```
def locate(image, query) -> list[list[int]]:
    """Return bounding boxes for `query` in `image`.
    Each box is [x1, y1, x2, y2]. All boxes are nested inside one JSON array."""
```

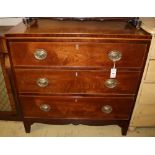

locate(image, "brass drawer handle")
[[105, 79, 118, 88], [34, 49, 47, 60], [40, 104, 51, 112], [108, 50, 122, 61], [101, 105, 113, 114], [37, 78, 49, 87]]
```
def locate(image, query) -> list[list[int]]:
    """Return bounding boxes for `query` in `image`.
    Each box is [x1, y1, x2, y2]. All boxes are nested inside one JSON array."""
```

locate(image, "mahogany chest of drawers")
[[5, 18, 151, 135]]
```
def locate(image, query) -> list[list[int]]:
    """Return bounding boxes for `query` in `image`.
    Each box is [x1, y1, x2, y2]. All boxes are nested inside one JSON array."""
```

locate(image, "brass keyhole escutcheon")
[[75, 72, 78, 77], [75, 44, 80, 50]]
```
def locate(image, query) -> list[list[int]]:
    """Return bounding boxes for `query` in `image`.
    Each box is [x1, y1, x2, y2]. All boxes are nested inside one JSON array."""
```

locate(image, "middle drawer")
[[14, 69, 141, 95]]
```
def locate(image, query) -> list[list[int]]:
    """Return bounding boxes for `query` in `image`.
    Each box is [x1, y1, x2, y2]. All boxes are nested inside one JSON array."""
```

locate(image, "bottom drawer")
[[20, 96, 134, 120]]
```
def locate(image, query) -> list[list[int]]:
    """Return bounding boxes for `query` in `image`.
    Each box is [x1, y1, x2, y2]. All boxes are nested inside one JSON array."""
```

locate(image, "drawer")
[[15, 69, 141, 95], [20, 95, 134, 120], [9, 42, 147, 68], [145, 60, 155, 82], [139, 83, 155, 105]]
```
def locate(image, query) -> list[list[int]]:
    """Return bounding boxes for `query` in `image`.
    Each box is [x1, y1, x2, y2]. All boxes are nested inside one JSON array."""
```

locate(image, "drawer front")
[[9, 42, 147, 68], [139, 83, 155, 105], [20, 96, 134, 120], [15, 69, 141, 95], [145, 60, 155, 82]]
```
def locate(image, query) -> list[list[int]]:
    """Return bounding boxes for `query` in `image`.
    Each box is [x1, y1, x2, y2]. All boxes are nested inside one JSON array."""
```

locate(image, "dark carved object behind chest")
[[5, 18, 151, 135]]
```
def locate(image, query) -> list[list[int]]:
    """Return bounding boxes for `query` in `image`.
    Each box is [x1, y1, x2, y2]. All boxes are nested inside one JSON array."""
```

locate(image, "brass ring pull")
[[105, 79, 118, 88], [40, 104, 51, 112], [101, 105, 113, 114], [37, 78, 49, 87], [108, 50, 122, 61], [34, 49, 47, 60]]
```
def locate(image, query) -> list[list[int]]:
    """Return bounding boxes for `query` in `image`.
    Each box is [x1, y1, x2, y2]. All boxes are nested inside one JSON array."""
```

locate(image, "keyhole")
[[75, 72, 78, 77], [75, 99, 78, 103], [75, 44, 79, 50]]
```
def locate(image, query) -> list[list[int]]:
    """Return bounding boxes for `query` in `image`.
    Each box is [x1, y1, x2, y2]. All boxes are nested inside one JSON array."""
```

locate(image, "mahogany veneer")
[[20, 96, 134, 120], [5, 18, 151, 135], [9, 42, 147, 68], [15, 69, 141, 95]]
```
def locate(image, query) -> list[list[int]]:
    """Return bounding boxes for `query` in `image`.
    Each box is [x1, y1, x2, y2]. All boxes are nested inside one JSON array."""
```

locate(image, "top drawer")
[[9, 42, 147, 68]]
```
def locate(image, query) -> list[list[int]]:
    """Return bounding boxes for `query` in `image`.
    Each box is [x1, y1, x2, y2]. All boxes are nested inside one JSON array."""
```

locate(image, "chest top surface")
[[5, 18, 151, 39]]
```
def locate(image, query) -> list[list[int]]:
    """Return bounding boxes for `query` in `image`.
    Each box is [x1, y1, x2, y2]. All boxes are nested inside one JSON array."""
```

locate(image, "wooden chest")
[[5, 18, 151, 135]]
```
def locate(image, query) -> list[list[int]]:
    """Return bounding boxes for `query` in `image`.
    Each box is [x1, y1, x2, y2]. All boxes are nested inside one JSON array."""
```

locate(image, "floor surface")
[[0, 120, 155, 137]]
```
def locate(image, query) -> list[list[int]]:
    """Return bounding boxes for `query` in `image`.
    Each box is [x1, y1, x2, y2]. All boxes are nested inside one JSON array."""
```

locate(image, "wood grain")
[[14, 69, 141, 95], [6, 18, 151, 39], [9, 42, 148, 68], [20, 95, 134, 120]]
